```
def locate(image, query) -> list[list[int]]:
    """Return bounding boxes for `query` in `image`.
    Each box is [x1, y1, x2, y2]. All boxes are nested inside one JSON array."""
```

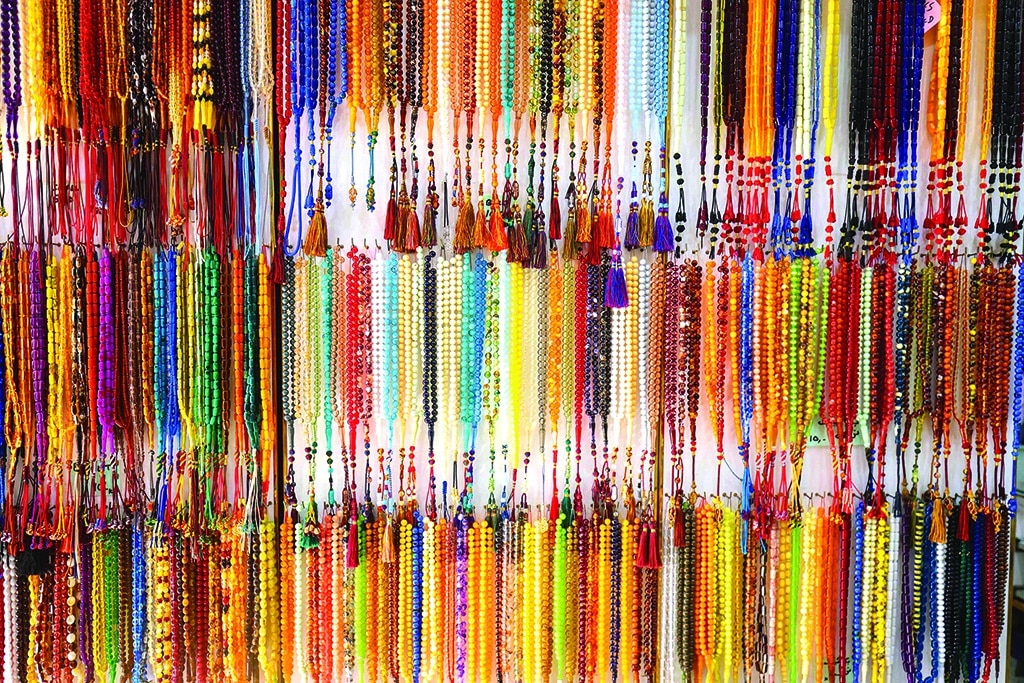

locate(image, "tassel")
[[531, 224, 548, 269], [929, 497, 948, 544], [510, 202, 532, 263], [583, 240, 602, 265], [696, 186, 709, 239], [381, 518, 396, 563], [673, 507, 684, 548], [575, 193, 592, 245], [404, 207, 421, 251], [605, 257, 628, 308], [483, 203, 508, 251], [270, 221, 285, 283], [638, 198, 655, 247], [958, 498, 971, 542], [394, 202, 410, 251], [563, 185, 579, 258], [452, 200, 475, 253], [653, 208, 673, 253], [421, 203, 437, 247], [347, 520, 360, 567], [472, 199, 488, 248], [299, 501, 321, 549], [302, 203, 328, 258], [624, 206, 640, 250], [646, 525, 661, 568], [595, 206, 615, 249], [524, 200, 538, 259], [549, 195, 562, 240], [973, 197, 989, 246], [384, 195, 398, 242], [796, 212, 814, 256]]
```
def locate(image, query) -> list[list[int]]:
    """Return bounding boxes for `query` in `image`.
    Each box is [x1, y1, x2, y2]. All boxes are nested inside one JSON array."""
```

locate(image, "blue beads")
[[130, 523, 148, 683], [852, 499, 865, 683], [411, 512, 424, 683]]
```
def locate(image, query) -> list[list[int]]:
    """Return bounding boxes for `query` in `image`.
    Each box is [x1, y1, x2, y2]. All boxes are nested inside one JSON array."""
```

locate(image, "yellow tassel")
[[928, 496, 948, 544], [638, 198, 655, 247]]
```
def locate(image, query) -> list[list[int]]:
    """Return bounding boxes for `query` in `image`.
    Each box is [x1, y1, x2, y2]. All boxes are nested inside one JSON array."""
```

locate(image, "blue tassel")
[[796, 211, 814, 257], [624, 209, 641, 250], [740, 463, 752, 555], [653, 212, 673, 252], [770, 205, 785, 256], [605, 262, 628, 308]]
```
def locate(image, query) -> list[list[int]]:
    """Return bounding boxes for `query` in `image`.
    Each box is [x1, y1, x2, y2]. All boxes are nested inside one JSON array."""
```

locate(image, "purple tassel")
[[624, 209, 641, 250], [653, 211, 674, 252], [605, 259, 628, 308]]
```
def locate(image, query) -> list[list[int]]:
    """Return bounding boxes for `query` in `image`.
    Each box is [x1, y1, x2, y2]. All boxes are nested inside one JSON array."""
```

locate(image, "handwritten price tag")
[[924, 0, 941, 32]]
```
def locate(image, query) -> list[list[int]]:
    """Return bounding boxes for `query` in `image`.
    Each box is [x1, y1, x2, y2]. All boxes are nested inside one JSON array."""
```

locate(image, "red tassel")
[[646, 525, 661, 568], [383, 196, 398, 241], [548, 196, 562, 240], [270, 218, 285, 284], [673, 509, 684, 547], [595, 207, 615, 249], [635, 527, 650, 567], [346, 520, 360, 567], [958, 498, 971, 542]]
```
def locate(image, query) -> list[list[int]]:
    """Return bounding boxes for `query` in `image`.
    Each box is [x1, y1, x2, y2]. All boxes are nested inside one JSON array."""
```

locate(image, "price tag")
[[924, 0, 941, 32], [805, 418, 864, 448]]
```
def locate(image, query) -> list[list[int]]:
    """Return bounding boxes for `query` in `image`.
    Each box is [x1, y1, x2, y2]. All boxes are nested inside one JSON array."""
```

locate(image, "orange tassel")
[[381, 518, 396, 563], [453, 200, 475, 254], [472, 199, 488, 248], [404, 207, 421, 252], [594, 206, 614, 249], [575, 197, 592, 245], [929, 497, 948, 544], [483, 204, 508, 251], [303, 203, 328, 258]]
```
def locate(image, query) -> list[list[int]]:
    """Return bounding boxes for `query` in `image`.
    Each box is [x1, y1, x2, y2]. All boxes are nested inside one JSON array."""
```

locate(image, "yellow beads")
[[398, 519, 413, 683]]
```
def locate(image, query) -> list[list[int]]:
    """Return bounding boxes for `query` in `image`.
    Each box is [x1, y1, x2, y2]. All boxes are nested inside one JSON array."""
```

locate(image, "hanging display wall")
[[0, 0, 1021, 679]]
